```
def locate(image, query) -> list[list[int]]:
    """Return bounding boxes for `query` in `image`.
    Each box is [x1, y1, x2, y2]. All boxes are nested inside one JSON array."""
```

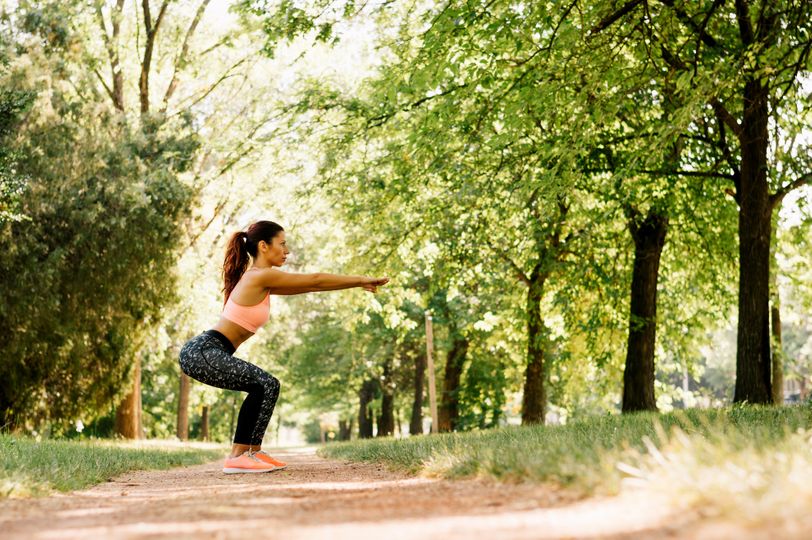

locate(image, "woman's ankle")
[[230, 443, 253, 458]]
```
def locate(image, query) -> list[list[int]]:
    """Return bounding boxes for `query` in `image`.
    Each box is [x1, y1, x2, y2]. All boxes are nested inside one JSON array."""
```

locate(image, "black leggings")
[[178, 330, 280, 446]]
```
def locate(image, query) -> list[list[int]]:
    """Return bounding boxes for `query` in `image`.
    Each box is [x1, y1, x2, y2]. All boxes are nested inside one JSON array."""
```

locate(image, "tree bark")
[[377, 359, 395, 437], [378, 395, 394, 436], [521, 268, 547, 424], [338, 418, 353, 440], [177, 372, 190, 440], [200, 405, 210, 441], [358, 379, 376, 439], [771, 301, 784, 404], [733, 76, 773, 404], [622, 209, 668, 412], [162, 0, 211, 111], [410, 348, 426, 435], [139, 0, 171, 115], [114, 356, 142, 439], [438, 332, 468, 432], [770, 208, 784, 405]]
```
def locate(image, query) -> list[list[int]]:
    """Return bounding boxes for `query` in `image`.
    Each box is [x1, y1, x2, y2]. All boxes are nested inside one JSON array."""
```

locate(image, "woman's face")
[[259, 231, 289, 267]]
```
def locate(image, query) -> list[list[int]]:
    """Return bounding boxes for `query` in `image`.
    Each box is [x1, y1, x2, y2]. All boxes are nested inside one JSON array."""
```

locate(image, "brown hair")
[[222, 220, 284, 304]]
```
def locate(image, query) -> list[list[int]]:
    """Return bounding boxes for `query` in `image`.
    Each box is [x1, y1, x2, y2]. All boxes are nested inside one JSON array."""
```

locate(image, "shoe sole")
[[222, 467, 278, 474]]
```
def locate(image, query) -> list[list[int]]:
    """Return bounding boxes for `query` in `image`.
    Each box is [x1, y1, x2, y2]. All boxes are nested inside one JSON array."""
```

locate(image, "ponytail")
[[223, 231, 250, 304], [222, 220, 285, 304]]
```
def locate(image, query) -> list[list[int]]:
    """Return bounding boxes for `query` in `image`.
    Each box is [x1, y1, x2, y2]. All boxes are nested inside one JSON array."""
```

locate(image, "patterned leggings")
[[179, 330, 280, 446]]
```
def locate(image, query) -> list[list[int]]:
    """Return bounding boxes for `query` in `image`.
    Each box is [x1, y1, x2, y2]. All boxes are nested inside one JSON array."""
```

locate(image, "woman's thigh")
[[180, 335, 267, 392]]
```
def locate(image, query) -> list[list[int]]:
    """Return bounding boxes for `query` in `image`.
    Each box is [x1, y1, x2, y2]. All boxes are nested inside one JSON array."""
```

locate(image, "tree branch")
[[585, 167, 735, 180], [95, 0, 126, 111], [487, 240, 530, 286], [658, 0, 724, 50], [590, 0, 644, 35], [366, 83, 468, 128], [710, 98, 743, 139], [162, 0, 211, 112], [170, 55, 254, 116], [714, 108, 741, 197], [140, 0, 172, 115], [735, 0, 754, 45], [93, 68, 115, 103], [770, 172, 812, 209]]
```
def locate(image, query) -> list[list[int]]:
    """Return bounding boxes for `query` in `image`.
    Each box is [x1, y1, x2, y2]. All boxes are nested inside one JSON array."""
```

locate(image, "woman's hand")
[[361, 276, 390, 293]]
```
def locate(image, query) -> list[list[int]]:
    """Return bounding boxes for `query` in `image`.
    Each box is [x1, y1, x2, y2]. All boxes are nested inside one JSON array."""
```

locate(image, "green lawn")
[[318, 404, 812, 516], [0, 436, 226, 498]]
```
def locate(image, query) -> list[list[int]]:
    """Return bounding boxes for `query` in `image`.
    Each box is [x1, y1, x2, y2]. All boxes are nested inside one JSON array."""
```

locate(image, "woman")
[[179, 220, 389, 474]]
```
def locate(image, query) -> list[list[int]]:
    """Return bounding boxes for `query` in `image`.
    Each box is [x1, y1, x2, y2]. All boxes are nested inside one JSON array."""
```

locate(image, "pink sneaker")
[[222, 451, 278, 474], [254, 450, 287, 469]]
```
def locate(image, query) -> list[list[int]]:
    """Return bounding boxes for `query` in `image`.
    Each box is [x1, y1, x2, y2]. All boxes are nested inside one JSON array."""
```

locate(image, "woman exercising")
[[179, 220, 389, 474]]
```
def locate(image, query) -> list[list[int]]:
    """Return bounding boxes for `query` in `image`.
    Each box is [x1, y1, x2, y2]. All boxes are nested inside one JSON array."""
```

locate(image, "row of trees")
[[2, 1, 810, 441], [245, 0, 812, 432]]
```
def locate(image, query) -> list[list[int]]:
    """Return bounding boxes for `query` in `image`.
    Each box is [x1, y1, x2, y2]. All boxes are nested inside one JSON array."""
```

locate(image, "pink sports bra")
[[221, 290, 271, 333]]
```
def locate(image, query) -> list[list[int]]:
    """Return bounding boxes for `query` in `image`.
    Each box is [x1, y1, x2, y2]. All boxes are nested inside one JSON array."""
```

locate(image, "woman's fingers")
[[360, 277, 389, 292]]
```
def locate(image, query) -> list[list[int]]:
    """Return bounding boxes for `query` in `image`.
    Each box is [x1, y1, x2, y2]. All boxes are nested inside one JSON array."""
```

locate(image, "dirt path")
[[0, 446, 807, 539]]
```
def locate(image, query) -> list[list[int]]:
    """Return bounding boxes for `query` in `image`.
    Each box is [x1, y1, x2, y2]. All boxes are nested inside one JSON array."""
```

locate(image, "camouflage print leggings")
[[179, 330, 280, 446]]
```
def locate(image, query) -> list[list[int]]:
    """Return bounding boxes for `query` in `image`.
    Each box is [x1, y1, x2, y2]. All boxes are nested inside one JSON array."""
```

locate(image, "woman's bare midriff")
[[210, 317, 255, 351]]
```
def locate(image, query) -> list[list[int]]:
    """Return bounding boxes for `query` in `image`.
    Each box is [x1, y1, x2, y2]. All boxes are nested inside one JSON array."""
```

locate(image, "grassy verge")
[[318, 405, 812, 520], [0, 436, 226, 498]]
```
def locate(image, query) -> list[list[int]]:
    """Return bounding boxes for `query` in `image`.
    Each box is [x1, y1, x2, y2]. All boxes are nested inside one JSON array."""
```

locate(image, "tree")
[[92, 0, 214, 438], [586, 0, 812, 403], [0, 1, 209, 432]]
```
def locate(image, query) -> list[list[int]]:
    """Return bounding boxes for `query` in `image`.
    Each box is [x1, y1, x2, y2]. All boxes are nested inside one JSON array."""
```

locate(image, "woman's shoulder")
[[233, 268, 271, 295]]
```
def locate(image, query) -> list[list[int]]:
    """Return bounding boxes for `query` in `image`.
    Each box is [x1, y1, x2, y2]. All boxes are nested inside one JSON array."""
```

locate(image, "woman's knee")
[[258, 372, 280, 393]]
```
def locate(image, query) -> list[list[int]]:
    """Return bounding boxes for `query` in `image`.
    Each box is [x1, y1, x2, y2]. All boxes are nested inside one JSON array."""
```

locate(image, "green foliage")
[[0, 26, 37, 225], [0, 3, 198, 432], [0, 86, 35, 225], [0, 109, 195, 430], [279, 0, 812, 420]]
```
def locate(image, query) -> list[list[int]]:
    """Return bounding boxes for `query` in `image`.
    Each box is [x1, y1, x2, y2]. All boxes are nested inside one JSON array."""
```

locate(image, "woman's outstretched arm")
[[256, 268, 388, 295]]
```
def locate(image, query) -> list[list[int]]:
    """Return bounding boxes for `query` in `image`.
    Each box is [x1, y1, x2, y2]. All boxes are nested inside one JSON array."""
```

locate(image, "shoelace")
[[247, 450, 264, 462], [230, 450, 263, 462]]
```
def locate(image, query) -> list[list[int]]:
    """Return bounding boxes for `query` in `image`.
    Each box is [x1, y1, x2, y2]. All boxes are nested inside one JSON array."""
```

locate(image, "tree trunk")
[[200, 405, 210, 441], [139, 1, 170, 115], [378, 396, 394, 436], [771, 302, 784, 405], [338, 418, 352, 440], [358, 379, 376, 439], [395, 407, 401, 436], [177, 372, 190, 440], [733, 77, 772, 404], [378, 360, 395, 437], [410, 348, 426, 435], [622, 209, 668, 412], [438, 333, 468, 432], [115, 357, 142, 439], [770, 208, 784, 405], [521, 269, 547, 424]]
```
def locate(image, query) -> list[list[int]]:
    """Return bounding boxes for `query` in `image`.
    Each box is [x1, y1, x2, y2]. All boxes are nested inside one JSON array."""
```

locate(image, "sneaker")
[[222, 451, 278, 474], [254, 450, 287, 469]]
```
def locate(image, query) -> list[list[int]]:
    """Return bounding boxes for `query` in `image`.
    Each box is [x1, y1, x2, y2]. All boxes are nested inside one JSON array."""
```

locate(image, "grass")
[[318, 405, 812, 522], [0, 435, 226, 498]]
